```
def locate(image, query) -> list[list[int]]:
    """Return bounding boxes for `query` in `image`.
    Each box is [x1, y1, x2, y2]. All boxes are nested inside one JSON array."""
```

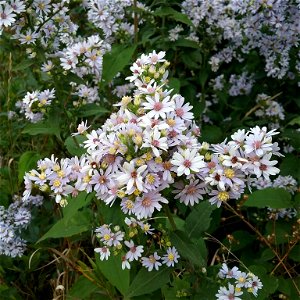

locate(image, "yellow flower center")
[[224, 169, 235, 179], [217, 191, 229, 202], [146, 174, 156, 184], [53, 179, 61, 187]]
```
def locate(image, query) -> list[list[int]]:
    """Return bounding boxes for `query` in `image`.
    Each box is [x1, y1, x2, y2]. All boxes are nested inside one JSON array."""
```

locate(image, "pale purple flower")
[[124, 240, 144, 262], [162, 247, 180, 267], [141, 252, 162, 271]]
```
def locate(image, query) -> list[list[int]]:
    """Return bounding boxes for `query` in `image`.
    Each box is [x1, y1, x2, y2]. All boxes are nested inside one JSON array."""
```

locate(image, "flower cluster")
[[84, 0, 133, 39], [216, 263, 263, 299], [16, 88, 55, 123], [0, 195, 43, 257], [94, 217, 180, 271], [254, 93, 285, 128], [181, 0, 300, 80], [59, 35, 110, 83], [23, 51, 282, 211], [228, 72, 254, 97]]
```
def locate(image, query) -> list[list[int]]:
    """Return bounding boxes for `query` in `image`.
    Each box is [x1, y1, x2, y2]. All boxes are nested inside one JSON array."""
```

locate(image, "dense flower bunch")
[[84, 0, 133, 39], [16, 88, 55, 123], [216, 263, 263, 299], [254, 93, 285, 128], [94, 217, 180, 271], [23, 51, 282, 211], [181, 0, 300, 80], [20, 51, 284, 271], [0, 195, 43, 257]]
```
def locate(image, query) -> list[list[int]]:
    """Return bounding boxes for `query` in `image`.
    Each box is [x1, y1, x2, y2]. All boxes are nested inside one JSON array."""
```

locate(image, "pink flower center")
[[183, 159, 191, 168], [207, 161, 216, 168], [259, 164, 267, 171], [130, 246, 137, 253], [1, 13, 7, 19], [131, 171, 137, 178], [142, 197, 152, 207], [175, 108, 184, 117], [152, 140, 160, 147], [228, 294, 235, 300], [253, 140, 262, 149], [169, 130, 178, 138], [153, 102, 163, 111], [187, 186, 196, 195]]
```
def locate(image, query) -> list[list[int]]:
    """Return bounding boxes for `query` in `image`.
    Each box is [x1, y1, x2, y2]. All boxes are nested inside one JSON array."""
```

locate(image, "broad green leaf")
[[13, 60, 34, 71], [77, 104, 109, 117], [23, 119, 61, 139], [280, 154, 300, 182], [170, 230, 205, 267], [126, 267, 171, 298], [37, 211, 91, 243], [95, 254, 129, 296], [289, 245, 300, 262], [244, 188, 292, 208], [102, 45, 136, 83], [288, 116, 300, 126], [18, 151, 41, 183], [64, 135, 86, 156], [153, 7, 193, 26], [67, 276, 99, 300], [283, 129, 300, 151], [173, 38, 199, 48], [62, 192, 94, 220], [168, 78, 180, 94], [200, 125, 223, 143], [185, 201, 214, 239]]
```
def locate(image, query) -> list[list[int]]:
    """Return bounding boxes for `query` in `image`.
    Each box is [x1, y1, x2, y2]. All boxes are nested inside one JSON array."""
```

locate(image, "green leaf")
[[170, 230, 205, 267], [173, 38, 199, 48], [64, 135, 86, 156], [62, 192, 94, 220], [153, 7, 193, 26], [18, 151, 41, 183], [200, 125, 223, 143], [126, 267, 171, 298], [288, 116, 300, 126], [280, 154, 300, 182], [77, 104, 109, 117], [168, 78, 180, 94], [23, 119, 61, 139], [13, 60, 34, 71], [283, 129, 300, 151], [185, 201, 214, 239], [67, 276, 99, 300], [102, 45, 136, 83], [37, 210, 91, 243], [95, 254, 129, 296], [289, 245, 300, 262], [244, 188, 293, 208]]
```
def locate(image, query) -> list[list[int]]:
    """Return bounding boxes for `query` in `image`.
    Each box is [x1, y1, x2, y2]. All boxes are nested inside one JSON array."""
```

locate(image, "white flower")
[[215, 284, 243, 300], [116, 161, 147, 193], [95, 246, 110, 260], [162, 247, 180, 267], [171, 148, 205, 176], [142, 127, 168, 157], [124, 240, 144, 262], [141, 252, 162, 271], [142, 93, 174, 120]]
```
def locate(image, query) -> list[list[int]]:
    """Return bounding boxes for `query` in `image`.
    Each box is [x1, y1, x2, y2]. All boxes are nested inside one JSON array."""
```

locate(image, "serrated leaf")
[[185, 201, 214, 239], [77, 104, 109, 117], [244, 188, 292, 208], [126, 267, 171, 298], [18, 151, 41, 183], [37, 211, 91, 243], [95, 254, 130, 296], [102, 45, 136, 83], [64, 135, 86, 156], [170, 231, 205, 267]]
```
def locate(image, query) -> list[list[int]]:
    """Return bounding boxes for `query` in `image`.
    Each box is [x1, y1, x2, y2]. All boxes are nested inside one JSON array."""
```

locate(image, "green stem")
[[164, 205, 177, 231]]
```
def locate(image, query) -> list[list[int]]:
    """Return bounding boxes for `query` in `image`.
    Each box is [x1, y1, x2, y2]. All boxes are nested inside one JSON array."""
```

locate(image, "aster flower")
[[141, 252, 162, 271], [95, 246, 110, 260], [215, 284, 243, 300], [124, 240, 144, 262], [162, 247, 180, 267], [171, 148, 205, 176]]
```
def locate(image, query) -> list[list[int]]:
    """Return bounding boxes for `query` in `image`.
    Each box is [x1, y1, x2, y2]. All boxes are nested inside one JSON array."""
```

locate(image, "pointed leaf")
[[18, 151, 41, 183], [95, 254, 129, 296], [126, 267, 171, 298], [185, 201, 214, 239], [244, 188, 292, 208]]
